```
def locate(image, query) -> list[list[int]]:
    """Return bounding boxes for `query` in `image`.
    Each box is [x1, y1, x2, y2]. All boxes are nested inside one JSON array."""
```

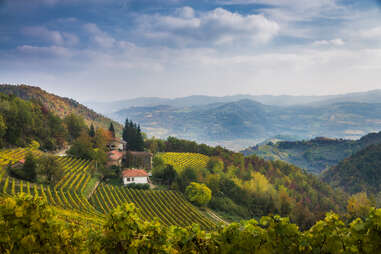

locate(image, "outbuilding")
[[122, 169, 149, 185]]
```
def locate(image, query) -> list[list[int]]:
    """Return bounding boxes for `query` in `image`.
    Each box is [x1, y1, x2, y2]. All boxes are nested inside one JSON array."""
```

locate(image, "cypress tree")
[[122, 118, 144, 151], [89, 123, 95, 137], [136, 125, 144, 151], [108, 122, 115, 138]]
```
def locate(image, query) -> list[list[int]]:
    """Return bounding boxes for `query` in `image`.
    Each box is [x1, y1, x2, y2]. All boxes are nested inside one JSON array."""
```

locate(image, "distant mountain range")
[[86, 90, 381, 114], [242, 132, 381, 174], [84, 90, 381, 150]]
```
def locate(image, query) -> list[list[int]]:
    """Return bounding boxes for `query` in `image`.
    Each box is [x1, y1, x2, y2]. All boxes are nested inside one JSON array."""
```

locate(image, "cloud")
[[137, 7, 279, 47], [313, 38, 344, 46], [359, 26, 381, 39], [23, 26, 79, 46], [83, 23, 116, 48]]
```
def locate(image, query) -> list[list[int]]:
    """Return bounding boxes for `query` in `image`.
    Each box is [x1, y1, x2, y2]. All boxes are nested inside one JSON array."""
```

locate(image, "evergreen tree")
[[89, 123, 95, 137], [108, 122, 115, 138], [122, 119, 144, 151], [135, 125, 144, 151]]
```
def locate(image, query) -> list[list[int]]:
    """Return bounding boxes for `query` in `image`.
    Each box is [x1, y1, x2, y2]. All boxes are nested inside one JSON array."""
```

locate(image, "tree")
[[67, 131, 94, 160], [0, 114, 7, 147], [177, 167, 198, 192], [93, 128, 111, 150], [0, 194, 86, 253], [37, 155, 64, 186], [108, 122, 115, 138], [206, 157, 224, 174], [122, 119, 144, 151], [152, 163, 177, 187], [185, 182, 212, 207], [89, 123, 95, 137], [100, 203, 169, 253], [22, 152, 37, 182], [64, 113, 87, 141], [347, 192, 372, 218]]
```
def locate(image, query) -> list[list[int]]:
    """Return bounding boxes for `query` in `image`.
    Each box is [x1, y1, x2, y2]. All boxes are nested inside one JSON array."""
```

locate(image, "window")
[[132, 177, 134, 181], [127, 177, 130, 182]]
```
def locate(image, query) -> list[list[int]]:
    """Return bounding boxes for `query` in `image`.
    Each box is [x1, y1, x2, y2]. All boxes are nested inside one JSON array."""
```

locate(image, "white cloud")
[[313, 38, 344, 46], [359, 26, 381, 39], [137, 7, 279, 46], [23, 26, 79, 46]]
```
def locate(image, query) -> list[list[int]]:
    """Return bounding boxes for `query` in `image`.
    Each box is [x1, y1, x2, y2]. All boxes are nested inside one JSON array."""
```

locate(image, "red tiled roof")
[[19, 159, 25, 164], [122, 169, 149, 177], [108, 150, 124, 161]]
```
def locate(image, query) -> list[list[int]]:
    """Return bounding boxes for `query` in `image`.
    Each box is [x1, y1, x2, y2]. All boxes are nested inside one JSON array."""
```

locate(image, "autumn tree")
[[37, 155, 64, 186], [347, 192, 372, 218], [185, 182, 212, 207]]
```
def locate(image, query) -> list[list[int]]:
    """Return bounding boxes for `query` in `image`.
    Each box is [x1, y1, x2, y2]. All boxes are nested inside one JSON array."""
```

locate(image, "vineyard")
[[0, 147, 42, 168], [157, 152, 210, 172], [0, 148, 218, 229], [0, 148, 104, 225], [89, 183, 217, 230]]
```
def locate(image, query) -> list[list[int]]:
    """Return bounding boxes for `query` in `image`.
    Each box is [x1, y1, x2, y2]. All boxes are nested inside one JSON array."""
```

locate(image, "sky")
[[1, 0, 381, 101]]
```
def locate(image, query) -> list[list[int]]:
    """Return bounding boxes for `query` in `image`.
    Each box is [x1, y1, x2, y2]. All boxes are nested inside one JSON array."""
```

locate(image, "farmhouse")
[[122, 169, 149, 185], [107, 150, 124, 167], [108, 138, 127, 151]]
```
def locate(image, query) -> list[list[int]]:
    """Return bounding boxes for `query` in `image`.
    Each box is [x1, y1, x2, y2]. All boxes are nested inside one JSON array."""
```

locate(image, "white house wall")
[[123, 176, 148, 185]]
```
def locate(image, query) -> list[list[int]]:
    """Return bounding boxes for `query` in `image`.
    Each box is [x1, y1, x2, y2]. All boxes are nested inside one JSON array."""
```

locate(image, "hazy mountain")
[[86, 89, 381, 114], [111, 99, 381, 150], [242, 132, 381, 173], [312, 90, 381, 106]]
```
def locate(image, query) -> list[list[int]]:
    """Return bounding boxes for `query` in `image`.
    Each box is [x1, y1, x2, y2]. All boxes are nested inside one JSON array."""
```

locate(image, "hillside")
[[147, 141, 347, 228], [241, 132, 381, 174], [111, 99, 381, 150], [0, 84, 123, 136], [0, 147, 218, 229], [322, 143, 381, 195]]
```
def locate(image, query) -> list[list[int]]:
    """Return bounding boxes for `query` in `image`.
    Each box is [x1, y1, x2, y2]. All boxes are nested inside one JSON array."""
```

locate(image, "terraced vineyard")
[[0, 174, 105, 225], [0, 148, 104, 225], [55, 156, 95, 193], [157, 152, 210, 172], [0, 148, 218, 229], [89, 183, 217, 230], [0, 147, 43, 168]]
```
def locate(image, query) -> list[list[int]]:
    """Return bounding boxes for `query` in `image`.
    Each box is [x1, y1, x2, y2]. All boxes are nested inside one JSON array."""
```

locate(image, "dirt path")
[[54, 146, 70, 157], [87, 181, 100, 199], [206, 208, 229, 225]]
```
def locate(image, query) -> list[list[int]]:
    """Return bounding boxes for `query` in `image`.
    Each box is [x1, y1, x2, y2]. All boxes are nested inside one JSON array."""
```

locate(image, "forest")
[[147, 137, 348, 228]]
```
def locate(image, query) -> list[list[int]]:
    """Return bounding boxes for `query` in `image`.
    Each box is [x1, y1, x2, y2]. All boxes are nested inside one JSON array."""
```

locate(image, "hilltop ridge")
[[0, 84, 123, 135]]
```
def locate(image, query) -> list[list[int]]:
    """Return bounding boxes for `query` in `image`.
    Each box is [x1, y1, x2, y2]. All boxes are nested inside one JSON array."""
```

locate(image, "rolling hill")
[[322, 143, 381, 195], [242, 132, 381, 174], [110, 99, 381, 150], [0, 84, 123, 136]]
